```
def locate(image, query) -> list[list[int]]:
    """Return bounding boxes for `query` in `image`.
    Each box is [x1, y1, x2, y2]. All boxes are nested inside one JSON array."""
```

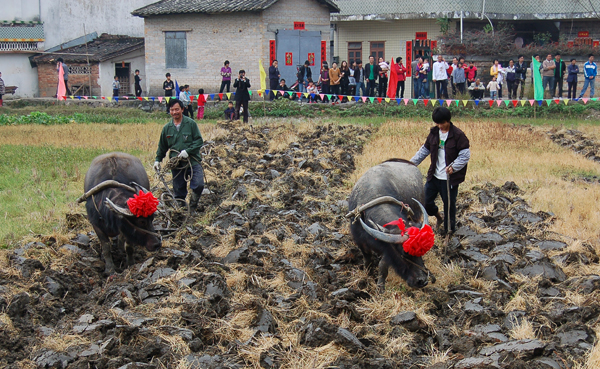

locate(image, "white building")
[[1, 0, 156, 97]]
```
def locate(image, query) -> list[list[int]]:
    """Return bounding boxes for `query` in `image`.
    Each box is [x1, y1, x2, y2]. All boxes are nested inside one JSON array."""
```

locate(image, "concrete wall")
[[99, 50, 146, 97], [5, 0, 156, 49], [143, 0, 331, 95], [0, 54, 39, 97], [333, 18, 448, 97]]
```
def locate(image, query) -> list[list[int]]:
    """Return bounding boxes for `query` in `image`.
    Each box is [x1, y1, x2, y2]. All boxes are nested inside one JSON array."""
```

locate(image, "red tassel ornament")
[[127, 191, 159, 217]]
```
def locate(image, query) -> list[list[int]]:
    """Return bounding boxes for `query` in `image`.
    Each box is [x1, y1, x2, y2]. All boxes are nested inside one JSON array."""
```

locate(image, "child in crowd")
[[179, 85, 191, 117], [379, 59, 390, 73], [224, 101, 235, 121], [112, 76, 120, 97], [487, 76, 499, 100], [197, 89, 206, 120], [307, 79, 318, 103]]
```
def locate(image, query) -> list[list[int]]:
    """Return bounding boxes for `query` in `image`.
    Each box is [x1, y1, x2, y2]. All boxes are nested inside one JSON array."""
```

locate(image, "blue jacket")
[[584, 61, 597, 79]]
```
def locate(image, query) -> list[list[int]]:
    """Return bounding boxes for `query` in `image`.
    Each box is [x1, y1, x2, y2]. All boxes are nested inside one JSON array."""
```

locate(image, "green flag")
[[532, 57, 544, 101]]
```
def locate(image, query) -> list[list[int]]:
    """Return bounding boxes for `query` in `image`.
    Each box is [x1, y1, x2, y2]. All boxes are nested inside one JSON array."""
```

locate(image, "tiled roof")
[[32, 34, 144, 64], [132, 0, 339, 17]]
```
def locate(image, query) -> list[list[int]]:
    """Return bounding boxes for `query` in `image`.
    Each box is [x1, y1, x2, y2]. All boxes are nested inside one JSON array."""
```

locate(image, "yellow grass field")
[[1, 117, 600, 367]]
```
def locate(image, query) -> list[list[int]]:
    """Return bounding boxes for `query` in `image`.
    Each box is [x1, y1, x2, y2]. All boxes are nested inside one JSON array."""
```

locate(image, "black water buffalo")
[[82, 152, 161, 275], [348, 159, 433, 290]]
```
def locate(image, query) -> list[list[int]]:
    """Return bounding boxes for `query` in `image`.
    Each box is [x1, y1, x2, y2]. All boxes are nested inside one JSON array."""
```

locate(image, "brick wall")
[[37, 63, 100, 97], [143, 0, 331, 95]]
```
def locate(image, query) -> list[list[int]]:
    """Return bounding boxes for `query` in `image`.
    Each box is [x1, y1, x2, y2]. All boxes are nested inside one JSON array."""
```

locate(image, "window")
[[165, 31, 187, 68], [370, 42, 385, 61], [348, 42, 362, 65]]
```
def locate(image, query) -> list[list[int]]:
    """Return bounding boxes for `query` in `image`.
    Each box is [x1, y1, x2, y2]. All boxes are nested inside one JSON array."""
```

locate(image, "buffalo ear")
[[105, 198, 135, 217]]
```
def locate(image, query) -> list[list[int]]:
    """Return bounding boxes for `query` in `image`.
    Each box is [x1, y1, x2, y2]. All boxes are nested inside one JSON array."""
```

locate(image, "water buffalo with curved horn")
[[78, 152, 161, 275], [347, 159, 434, 290]]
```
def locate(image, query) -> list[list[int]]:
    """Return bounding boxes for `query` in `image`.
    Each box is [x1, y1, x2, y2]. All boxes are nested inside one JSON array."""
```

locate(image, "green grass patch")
[[0, 145, 141, 247]]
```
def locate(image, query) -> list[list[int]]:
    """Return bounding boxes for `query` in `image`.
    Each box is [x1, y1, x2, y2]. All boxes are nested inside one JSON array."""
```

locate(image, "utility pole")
[[83, 24, 92, 96]]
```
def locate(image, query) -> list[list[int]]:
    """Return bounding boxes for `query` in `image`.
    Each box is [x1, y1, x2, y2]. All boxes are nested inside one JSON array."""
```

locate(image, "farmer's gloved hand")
[[153, 161, 160, 171], [178, 150, 189, 159]]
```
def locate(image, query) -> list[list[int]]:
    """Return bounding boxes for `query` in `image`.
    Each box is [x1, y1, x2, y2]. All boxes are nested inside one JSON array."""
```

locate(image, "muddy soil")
[[1, 122, 598, 369]]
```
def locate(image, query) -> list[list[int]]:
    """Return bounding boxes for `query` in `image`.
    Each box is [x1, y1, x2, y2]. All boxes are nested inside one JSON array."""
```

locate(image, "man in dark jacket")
[[268, 60, 280, 100], [411, 107, 471, 235], [297, 60, 312, 93], [567, 59, 579, 99], [553, 53, 567, 98], [233, 69, 251, 123], [364, 56, 380, 97], [154, 99, 205, 210], [514, 55, 527, 99]]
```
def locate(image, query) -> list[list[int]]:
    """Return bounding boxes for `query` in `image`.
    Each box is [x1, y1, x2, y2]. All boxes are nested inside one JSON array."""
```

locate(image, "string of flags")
[[59, 92, 599, 107]]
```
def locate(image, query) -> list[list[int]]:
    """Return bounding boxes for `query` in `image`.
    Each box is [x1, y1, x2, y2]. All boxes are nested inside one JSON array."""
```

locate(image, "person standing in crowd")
[[348, 61, 357, 96], [319, 62, 330, 97], [410, 107, 471, 236], [268, 60, 280, 101], [112, 76, 120, 97], [364, 56, 380, 97], [514, 55, 527, 99], [448, 57, 458, 96], [553, 53, 566, 98], [468, 78, 485, 100], [354, 60, 365, 97], [340, 61, 350, 96], [419, 57, 430, 99], [179, 84, 191, 118], [452, 62, 466, 94], [197, 89, 206, 120], [505, 59, 516, 99], [432, 55, 449, 99], [567, 59, 579, 99], [0, 71, 4, 107], [154, 99, 205, 211], [234, 69, 251, 123], [378, 57, 389, 98], [329, 62, 341, 101], [220, 61, 232, 94], [297, 60, 312, 94], [412, 56, 422, 98], [163, 73, 175, 113], [487, 76, 499, 100], [56, 57, 71, 95], [542, 54, 556, 97], [490, 59, 504, 99], [134, 69, 142, 97], [395, 57, 407, 98], [579, 54, 597, 98], [466, 60, 477, 85]]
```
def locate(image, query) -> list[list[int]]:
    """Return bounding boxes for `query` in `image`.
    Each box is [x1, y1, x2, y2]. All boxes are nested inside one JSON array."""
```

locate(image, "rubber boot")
[[190, 192, 201, 211]]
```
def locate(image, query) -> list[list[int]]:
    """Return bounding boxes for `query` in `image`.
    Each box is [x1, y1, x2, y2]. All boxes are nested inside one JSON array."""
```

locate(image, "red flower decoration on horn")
[[127, 190, 159, 217], [403, 225, 435, 257]]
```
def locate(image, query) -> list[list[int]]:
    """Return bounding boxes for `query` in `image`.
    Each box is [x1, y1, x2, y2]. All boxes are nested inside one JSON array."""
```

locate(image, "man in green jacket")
[[154, 99, 205, 210]]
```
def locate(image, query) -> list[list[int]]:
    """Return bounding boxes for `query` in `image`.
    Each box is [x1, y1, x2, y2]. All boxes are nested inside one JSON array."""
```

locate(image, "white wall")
[[4, 0, 41, 21], [99, 50, 146, 97], [0, 54, 39, 97], [5, 0, 156, 49]]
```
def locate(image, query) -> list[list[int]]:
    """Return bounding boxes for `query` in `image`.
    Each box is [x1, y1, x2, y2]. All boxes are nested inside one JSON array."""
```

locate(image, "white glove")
[[153, 161, 160, 171], [178, 150, 189, 159]]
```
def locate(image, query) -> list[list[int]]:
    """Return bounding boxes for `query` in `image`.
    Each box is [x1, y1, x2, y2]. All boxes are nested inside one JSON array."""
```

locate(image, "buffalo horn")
[[105, 198, 134, 217], [360, 218, 409, 244], [412, 198, 429, 229]]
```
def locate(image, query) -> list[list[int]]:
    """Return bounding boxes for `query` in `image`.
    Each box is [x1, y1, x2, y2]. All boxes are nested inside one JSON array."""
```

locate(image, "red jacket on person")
[[395, 63, 407, 81]]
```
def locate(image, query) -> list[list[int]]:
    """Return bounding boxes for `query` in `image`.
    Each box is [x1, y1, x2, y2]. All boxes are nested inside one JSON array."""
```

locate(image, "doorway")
[[276, 30, 322, 88], [115, 63, 130, 95]]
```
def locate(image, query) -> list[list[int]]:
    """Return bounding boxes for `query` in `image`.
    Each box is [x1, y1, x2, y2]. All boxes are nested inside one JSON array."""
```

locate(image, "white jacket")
[[432, 61, 449, 80]]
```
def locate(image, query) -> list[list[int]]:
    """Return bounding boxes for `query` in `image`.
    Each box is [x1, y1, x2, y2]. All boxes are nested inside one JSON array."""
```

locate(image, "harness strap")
[[345, 196, 414, 222], [123, 217, 161, 238]]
